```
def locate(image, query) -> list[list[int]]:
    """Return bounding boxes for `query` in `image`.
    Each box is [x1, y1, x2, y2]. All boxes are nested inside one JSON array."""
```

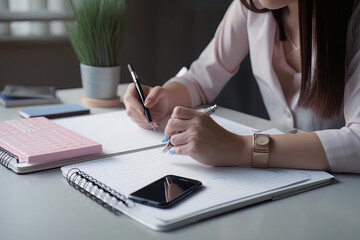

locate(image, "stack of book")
[[0, 85, 61, 107]]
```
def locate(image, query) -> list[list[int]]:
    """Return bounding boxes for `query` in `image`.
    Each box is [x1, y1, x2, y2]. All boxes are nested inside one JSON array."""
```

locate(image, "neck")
[[282, 2, 300, 47]]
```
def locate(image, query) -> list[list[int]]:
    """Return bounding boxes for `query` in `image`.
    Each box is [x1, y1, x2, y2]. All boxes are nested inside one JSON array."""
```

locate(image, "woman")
[[124, 0, 360, 173]]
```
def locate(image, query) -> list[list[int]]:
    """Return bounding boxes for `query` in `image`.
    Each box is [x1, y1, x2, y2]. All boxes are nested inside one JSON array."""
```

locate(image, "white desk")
[[1, 84, 359, 240]]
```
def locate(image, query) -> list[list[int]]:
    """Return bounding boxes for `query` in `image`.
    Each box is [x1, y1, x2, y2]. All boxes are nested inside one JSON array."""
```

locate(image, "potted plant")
[[67, 0, 125, 106]]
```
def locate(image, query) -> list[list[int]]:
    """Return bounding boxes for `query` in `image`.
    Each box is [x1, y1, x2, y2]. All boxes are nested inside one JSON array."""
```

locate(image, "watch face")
[[255, 135, 269, 145]]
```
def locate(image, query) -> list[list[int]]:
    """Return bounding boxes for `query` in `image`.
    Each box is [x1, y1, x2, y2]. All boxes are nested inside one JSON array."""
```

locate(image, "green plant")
[[68, 0, 125, 67]]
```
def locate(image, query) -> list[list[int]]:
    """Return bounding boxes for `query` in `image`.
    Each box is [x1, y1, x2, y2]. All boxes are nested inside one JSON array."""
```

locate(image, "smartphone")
[[129, 175, 202, 208]]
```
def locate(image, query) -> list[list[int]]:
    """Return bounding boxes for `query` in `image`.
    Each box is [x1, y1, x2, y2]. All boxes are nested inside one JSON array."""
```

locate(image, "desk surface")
[[1, 85, 359, 240]]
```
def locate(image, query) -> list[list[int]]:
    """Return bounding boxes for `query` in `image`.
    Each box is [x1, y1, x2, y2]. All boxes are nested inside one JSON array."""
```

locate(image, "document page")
[[54, 110, 165, 154]]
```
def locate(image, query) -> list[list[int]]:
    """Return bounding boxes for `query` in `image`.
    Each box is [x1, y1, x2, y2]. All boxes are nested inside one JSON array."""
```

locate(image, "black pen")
[[127, 64, 156, 130]]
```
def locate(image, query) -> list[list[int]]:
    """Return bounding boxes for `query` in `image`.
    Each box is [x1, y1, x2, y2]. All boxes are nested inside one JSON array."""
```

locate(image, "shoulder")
[[225, 0, 273, 29], [225, 0, 249, 22]]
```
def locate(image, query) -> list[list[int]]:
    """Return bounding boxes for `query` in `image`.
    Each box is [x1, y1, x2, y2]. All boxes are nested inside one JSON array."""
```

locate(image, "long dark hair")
[[240, 0, 354, 119]]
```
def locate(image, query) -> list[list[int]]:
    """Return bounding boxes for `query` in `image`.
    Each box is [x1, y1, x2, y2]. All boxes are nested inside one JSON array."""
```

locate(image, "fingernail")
[[162, 136, 169, 142], [169, 149, 176, 155]]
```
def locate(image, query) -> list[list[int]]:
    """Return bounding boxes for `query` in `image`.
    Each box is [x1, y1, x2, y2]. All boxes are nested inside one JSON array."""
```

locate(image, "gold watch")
[[252, 133, 270, 168]]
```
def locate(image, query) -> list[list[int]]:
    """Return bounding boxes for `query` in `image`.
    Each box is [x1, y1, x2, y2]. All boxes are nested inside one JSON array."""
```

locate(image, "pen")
[[162, 104, 218, 153], [127, 64, 156, 131], [200, 104, 218, 115]]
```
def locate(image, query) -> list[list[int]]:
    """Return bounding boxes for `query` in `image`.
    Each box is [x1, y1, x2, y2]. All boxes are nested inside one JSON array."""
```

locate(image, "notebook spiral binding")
[[66, 168, 134, 215], [0, 147, 19, 169]]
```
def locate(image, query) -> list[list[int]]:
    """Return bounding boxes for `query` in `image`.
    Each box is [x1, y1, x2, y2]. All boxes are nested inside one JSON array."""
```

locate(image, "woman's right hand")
[[123, 83, 170, 129]]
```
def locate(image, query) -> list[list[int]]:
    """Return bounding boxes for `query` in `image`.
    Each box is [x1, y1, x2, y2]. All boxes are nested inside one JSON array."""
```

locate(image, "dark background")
[[0, 0, 268, 119]]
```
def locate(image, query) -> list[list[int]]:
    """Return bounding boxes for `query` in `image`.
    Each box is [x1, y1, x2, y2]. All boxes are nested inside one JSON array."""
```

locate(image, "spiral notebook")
[[58, 109, 334, 231], [61, 147, 334, 231], [0, 117, 103, 173]]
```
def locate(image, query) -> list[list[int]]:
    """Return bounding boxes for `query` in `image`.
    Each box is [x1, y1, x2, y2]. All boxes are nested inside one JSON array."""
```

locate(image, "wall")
[[0, 40, 80, 89], [0, 0, 268, 119]]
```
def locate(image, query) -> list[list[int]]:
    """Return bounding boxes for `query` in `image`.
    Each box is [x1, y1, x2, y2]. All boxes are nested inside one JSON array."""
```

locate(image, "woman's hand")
[[164, 106, 252, 166], [123, 83, 169, 129]]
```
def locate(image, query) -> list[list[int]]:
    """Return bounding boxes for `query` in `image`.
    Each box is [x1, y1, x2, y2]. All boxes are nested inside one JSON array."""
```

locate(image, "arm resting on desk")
[[165, 107, 331, 172]]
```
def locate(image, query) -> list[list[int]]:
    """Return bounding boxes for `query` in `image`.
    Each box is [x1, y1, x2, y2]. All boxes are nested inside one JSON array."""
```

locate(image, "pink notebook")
[[0, 117, 102, 164]]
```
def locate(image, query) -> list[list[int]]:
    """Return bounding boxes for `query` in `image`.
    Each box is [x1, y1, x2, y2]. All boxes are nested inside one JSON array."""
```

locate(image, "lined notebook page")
[[61, 147, 310, 222]]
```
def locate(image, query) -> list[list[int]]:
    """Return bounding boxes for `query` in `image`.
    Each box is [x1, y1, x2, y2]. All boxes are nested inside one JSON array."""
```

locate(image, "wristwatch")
[[252, 133, 270, 168]]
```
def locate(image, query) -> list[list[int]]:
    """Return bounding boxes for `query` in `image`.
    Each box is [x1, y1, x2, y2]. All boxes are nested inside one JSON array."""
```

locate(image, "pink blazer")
[[166, 0, 360, 173]]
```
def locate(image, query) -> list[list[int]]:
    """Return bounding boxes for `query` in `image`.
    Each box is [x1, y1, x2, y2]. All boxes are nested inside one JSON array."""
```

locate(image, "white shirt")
[[166, 0, 360, 173]]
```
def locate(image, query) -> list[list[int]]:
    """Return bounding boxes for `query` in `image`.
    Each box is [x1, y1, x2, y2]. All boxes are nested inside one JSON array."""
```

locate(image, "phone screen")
[[129, 175, 202, 208]]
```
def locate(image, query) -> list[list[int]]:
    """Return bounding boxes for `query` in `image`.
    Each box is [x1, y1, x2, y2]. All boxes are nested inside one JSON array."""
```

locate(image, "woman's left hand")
[[164, 106, 252, 166]]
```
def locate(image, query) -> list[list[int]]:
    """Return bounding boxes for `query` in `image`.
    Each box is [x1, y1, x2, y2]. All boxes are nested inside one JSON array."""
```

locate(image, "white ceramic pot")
[[80, 63, 120, 99]]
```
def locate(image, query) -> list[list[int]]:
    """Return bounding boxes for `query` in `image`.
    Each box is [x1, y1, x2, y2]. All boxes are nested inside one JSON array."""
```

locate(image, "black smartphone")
[[129, 175, 202, 208]]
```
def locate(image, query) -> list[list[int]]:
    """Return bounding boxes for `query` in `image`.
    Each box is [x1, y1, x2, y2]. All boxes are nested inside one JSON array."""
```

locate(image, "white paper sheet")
[[54, 110, 165, 154]]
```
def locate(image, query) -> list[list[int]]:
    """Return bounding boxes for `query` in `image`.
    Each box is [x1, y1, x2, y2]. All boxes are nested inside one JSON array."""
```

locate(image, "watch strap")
[[252, 151, 269, 168]]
